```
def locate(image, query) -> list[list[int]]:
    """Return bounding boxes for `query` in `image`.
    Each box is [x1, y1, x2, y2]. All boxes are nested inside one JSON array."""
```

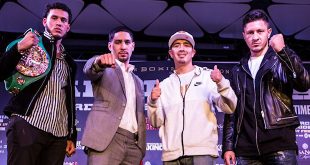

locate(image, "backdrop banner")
[[0, 60, 309, 165]]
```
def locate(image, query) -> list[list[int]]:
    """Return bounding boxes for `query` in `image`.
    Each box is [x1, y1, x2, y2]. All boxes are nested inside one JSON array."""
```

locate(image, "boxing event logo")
[[299, 143, 310, 160]]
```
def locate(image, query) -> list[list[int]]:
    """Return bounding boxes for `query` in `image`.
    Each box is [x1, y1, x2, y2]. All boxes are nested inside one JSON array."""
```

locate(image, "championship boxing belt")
[[4, 28, 51, 95]]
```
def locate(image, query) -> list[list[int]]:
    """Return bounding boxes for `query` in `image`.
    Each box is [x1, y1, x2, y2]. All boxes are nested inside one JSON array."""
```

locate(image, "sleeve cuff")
[[147, 96, 157, 108], [217, 78, 228, 89], [91, 56, 105, 72], [276, 46, 288, 57]]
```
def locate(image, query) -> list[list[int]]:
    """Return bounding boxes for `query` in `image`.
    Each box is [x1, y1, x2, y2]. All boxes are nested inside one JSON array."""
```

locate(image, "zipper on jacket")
[[276, 116, 298, 122], [253, 59, 271, 156], [236, 75, 245, 133], [277, 48, 296, 79], [253, 80, 261, 155], [252, 58, 271, 155], [260, 76, 267, 129], [261, 111, 267, 129], [25, 39, 55, 115], [181, 97, 185, 156], [175, 71, 196, 156], [241, 64, 261, 155], [234, 69, 246, 149], [259, 61, 277, 129]]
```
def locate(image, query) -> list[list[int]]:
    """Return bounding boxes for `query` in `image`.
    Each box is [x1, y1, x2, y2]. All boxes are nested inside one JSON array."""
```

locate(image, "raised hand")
[[269, 34, 285, 53], [17, 31, 39, 52], [210, 65, 223, 83], [95, 53, 116, 68], [151, 79, 161, 103]]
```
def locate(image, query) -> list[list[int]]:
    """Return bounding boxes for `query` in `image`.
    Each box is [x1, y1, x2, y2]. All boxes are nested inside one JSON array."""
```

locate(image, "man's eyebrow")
[[51, 15, 68, 20]]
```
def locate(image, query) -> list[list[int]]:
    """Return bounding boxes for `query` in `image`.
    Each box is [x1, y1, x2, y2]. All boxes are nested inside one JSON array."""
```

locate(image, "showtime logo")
[[293, 90, 310, 100]]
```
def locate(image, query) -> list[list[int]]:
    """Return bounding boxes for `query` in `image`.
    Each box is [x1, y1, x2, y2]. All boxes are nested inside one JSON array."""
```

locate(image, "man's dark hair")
[[108, 26, 134, 42], [243, 9, 269, 28], [43, 2, 72, 23]]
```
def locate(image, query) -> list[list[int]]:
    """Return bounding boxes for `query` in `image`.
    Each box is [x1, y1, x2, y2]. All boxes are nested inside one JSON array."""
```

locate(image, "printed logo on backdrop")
[[146, 118, 159, 131], [299, 143, 310, 160], [75, 141, 85, 151], [294, 104, 310, 115], [64, 162, 78, 165], [146, 143, 162, 151], [218, 123, 223, 131], [296, 121, 310, 137], [0, 115, 8, 155], [293, 90, 310, 100], [144, 161, 152, 165], [0, 115, 8, 132]]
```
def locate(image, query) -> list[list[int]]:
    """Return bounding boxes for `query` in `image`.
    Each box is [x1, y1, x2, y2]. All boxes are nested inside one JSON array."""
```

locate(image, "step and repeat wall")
[[0, 60, 309, 165]]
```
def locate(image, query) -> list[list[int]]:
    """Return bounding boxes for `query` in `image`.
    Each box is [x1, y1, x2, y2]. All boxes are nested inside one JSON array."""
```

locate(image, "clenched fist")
[[95, 53, 116, 68], [17, 31, 39, 52], [269, 34, 285, 53]]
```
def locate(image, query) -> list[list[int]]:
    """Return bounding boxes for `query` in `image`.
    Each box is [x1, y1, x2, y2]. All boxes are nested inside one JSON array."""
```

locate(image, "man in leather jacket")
[[222, 9, 310, 165], [0, 2, 77, 165]]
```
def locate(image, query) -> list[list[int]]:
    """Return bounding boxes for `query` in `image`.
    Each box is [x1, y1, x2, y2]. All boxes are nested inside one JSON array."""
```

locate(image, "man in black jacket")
[[0, 2, 77, 165], [222, 9, 310, 165]]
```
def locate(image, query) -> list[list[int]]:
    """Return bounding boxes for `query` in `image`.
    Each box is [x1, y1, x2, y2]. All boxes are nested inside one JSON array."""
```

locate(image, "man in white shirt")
[[81, 26, 146, 165]]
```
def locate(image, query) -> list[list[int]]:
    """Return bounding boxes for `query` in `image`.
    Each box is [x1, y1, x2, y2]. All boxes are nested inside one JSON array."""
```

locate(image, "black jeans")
[[6, 116, 67, 165], [237, 150, 297, 165]]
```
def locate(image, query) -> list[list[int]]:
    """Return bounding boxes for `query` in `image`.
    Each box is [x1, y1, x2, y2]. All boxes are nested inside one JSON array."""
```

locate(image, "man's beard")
[[45, 27, 65, 40], [118, 56, 129, 63]]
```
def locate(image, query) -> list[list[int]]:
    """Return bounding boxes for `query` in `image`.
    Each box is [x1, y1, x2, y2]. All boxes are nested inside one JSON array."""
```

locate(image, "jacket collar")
[[239, 47, 277, 76], [43, 30, 55, 42], [173, 65, 201, 76], [240, 47, 275, 67]]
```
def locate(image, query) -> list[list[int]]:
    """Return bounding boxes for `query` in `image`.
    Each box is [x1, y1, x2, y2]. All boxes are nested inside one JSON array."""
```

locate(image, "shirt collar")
[[115, 59, 135, 73], [173, 65, 201, 75]]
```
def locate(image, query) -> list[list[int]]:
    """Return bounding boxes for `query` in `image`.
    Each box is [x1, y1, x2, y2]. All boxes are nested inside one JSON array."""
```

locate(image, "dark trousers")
[[87, 127, 143, 165], [6, 116, 67, 165], [237, 150, 298, 165]]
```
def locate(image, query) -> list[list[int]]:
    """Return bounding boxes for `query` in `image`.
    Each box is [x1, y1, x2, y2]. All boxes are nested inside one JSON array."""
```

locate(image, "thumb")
[[214, 65, 218, 71], [155, 79, 160, 88]]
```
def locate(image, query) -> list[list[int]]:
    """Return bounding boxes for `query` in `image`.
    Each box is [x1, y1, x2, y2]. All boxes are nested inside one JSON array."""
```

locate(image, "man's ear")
[[268, 28, 272, 38], [42, 18, 47, 27], [132, 41, 135, 51], [66, 24, 71, 33], [192, 49, 196, 58], [168, 49, 173, 59], [108, 42, 112, 52], [242, 32, 246, 40]]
